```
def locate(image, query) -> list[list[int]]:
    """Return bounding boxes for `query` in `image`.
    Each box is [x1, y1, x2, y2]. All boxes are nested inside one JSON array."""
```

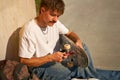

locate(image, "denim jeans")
[[30, 43, 120, 80]]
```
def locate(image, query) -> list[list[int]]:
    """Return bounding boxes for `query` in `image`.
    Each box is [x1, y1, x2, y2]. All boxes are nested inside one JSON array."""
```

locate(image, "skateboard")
[[59, 34, 88, 68]]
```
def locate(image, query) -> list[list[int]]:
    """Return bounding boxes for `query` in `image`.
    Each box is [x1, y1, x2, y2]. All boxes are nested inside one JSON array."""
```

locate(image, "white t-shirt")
[[19, 19, 69, 58]]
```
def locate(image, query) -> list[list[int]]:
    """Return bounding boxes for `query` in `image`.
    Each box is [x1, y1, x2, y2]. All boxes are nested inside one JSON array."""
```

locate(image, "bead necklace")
[[40, 27, 49, 44]]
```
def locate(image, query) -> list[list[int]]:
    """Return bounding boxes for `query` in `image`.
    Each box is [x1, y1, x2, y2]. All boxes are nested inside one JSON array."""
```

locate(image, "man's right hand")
[[50, 52, 68, 62]]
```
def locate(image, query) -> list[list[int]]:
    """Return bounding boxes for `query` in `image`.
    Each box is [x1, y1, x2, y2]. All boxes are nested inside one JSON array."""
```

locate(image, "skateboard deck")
[[59, 34, 88, 68]]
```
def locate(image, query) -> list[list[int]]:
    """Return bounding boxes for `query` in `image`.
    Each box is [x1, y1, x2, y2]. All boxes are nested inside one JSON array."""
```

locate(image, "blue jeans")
[[30, 43, 120, 80]]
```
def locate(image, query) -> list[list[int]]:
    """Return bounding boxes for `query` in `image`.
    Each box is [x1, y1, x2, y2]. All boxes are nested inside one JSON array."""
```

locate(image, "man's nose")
[[53, 16, 58, 22]]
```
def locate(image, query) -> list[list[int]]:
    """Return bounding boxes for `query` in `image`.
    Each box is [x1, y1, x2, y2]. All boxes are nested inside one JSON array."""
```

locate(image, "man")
[[19, 0, 83, 66], [19, 0, 120, 80], [19, 0, 85, 79]]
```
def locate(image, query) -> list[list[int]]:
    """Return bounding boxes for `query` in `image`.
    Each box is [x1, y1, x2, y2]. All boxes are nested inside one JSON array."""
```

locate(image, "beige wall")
[[0, 0, 36, 61], [60, 0, 120, 70]]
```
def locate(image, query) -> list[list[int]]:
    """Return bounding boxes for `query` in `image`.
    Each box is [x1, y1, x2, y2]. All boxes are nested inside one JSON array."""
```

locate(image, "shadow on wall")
[[5, 27, 21, 61]]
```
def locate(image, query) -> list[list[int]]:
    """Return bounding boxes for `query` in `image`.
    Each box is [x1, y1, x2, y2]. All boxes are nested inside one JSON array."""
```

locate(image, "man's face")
[[41, 8, 61, 26]]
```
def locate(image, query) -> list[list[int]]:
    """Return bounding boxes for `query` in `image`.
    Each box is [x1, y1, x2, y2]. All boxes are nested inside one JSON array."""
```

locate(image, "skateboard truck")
[[64, 44, 74, 56], [63, 44, 75, 67]]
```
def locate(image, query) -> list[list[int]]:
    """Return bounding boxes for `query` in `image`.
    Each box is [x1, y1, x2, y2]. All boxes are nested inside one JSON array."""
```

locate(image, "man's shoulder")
[[20, 18, 38, 36], [55, 20, 63, 25], [22, 19, 37, 31], [53, 20, 64, 29], [25, 19, 35, 27]]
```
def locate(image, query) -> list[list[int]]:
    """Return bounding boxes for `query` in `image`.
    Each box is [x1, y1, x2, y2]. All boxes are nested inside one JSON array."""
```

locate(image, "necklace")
[[40, 27, 49, 44], [40, 27, 48, 35]]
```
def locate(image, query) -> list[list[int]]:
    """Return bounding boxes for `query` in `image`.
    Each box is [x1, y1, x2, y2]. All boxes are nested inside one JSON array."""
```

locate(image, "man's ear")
[[40, 7, 46, 14]]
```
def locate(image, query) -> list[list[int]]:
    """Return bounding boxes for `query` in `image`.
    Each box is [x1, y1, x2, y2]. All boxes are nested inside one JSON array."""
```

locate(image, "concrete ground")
[[60, 0, 120, 70]]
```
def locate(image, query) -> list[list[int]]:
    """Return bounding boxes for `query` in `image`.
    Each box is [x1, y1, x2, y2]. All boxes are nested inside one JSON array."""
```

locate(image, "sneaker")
[[71, 78, 87, 80], [88, 78, 99, 80], [71, 78, 99, 80]]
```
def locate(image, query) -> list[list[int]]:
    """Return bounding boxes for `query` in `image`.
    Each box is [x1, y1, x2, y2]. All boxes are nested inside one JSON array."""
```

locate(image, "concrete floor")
[[60, 0, 120, 70]]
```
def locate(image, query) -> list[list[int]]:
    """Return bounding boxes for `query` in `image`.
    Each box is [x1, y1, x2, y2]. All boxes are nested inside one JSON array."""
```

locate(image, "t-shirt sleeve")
[[56, 20, 69, 34], [19, 25, 36, 58]]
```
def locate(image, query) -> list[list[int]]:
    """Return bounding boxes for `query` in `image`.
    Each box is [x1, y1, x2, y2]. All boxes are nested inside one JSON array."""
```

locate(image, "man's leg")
[[30, 43, 99, 80], [72, 43, 100, 79], [83, 43, 99, 78], [32, 62, 78, 80], [82, 43, 120, 80]]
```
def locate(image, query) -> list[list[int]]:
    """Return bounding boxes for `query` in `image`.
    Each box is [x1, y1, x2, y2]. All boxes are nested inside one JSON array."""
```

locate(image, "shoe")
[[88, 78, 99, 80], [71, 78, 99, 80], [71, 78, 87, 80]]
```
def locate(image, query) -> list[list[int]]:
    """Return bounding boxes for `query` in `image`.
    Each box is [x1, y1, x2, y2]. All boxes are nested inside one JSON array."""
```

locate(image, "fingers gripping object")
[[59, 34, 88, 68]]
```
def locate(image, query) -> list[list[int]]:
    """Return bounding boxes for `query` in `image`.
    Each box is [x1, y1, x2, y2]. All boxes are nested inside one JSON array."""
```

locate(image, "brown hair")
[[40, 0, 65, 14]]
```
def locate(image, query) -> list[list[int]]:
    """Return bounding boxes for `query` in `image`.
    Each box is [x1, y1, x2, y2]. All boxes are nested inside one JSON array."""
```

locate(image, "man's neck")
[[35, 16, 47, 28]]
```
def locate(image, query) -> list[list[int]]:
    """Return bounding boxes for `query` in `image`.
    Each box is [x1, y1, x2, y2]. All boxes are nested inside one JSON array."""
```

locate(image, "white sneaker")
[[71, 78, 99, 80], [88, 78, 99, 80], [71, 78, 87, 80]]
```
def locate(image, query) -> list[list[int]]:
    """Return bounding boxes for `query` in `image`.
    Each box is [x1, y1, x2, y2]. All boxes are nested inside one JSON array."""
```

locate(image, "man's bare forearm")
[[20, 54, 52, 67], [65, 31, 83, 48], [65, 32, 80, 42], [20, 51, 66, 67]]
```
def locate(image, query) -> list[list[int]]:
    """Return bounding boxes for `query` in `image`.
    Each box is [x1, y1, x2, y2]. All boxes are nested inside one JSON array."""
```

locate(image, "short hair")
[[40, 0, 65, 15]]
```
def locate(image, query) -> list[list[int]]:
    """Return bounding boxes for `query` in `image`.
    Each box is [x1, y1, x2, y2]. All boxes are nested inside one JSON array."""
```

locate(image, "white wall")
[[60, 0, 120, 70], [0, 0, 36, 61]]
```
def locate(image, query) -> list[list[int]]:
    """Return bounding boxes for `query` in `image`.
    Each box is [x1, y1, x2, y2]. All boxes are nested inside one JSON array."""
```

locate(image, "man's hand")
[[50, 52, 68, 62], [75, 40, 83, 49]]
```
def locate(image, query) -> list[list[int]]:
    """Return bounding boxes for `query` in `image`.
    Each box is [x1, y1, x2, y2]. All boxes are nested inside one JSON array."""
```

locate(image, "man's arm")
[[20, 55, 52, 67], [20, 51, 67, 67], [65, 31, 83, 49]]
